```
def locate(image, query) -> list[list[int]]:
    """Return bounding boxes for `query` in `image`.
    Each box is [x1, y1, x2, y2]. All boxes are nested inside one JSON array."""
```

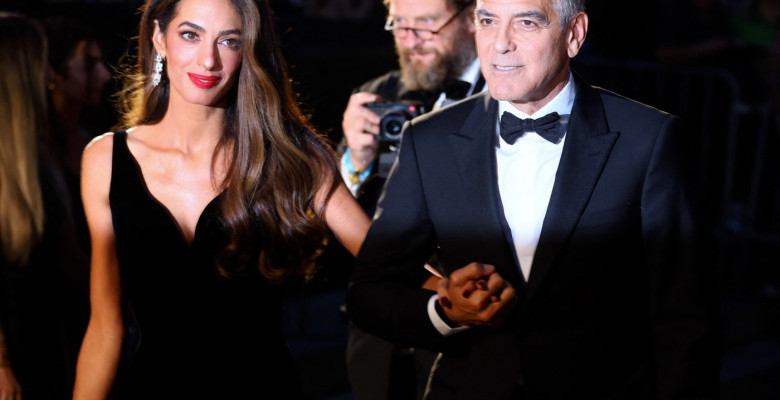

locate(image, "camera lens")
[[387, 120, 403, 136], [380, 114, 405, 141]]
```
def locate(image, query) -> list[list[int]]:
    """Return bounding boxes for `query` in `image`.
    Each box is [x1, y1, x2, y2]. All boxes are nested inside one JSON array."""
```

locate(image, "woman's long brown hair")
[[0, 14, 48, 265], [117, 0, 339, 281]]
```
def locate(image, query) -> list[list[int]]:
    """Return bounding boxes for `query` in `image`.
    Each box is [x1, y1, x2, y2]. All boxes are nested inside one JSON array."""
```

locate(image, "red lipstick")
[[188, 73, 221, 89]]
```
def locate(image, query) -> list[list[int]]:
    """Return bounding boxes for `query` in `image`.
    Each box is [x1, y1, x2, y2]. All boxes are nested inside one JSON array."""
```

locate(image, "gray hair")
[[384, 0, 475, 13], [554, 0, 586, 30]]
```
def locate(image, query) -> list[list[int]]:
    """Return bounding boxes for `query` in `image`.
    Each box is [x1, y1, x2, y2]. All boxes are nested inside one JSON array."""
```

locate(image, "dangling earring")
[[152, 53, 164, 87]]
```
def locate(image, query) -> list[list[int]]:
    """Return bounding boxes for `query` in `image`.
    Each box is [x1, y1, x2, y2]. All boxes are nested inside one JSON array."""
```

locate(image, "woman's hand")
[[0, 365, 22, 400]]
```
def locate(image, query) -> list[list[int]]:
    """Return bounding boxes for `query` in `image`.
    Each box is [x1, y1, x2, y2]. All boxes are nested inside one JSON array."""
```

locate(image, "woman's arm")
[[73, 134, 124, 400], [0, 323, 21, 400], [321, 182, 370, 257]]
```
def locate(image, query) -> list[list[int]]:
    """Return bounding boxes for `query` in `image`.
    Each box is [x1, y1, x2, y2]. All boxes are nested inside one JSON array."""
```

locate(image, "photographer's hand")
[[342, 92, 382, 172]]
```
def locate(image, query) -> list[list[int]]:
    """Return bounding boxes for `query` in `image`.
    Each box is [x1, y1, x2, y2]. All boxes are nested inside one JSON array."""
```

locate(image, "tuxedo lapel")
[[524, 77, 619, 300], [448, 93, 496, 188], [447, 94, 526, 289]]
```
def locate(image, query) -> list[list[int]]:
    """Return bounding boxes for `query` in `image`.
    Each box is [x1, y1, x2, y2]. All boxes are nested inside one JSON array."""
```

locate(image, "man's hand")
[[342, 92, 382, 172], [436, 263, 518, 328]]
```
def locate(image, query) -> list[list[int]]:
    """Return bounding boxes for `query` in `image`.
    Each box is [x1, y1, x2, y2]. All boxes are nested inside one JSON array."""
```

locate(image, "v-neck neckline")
[[117, 130, 224, 247]]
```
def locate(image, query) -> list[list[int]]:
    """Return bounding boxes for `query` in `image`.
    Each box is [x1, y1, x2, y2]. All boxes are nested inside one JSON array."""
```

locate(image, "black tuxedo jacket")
[[346, 73, 718, 399]]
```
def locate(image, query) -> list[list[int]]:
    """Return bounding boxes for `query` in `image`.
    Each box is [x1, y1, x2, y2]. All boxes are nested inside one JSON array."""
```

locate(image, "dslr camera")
[[364, 101, 426, 142]]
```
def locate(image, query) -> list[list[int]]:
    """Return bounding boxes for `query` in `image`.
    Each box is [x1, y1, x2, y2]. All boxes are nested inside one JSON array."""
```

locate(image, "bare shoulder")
[[83, 132, 115, 166], [81, 132, 117, 190]]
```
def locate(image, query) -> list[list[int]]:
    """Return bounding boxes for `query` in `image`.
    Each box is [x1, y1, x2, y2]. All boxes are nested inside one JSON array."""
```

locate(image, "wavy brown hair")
[[0, 13, 48, 265], [117, 0, 339, 281]]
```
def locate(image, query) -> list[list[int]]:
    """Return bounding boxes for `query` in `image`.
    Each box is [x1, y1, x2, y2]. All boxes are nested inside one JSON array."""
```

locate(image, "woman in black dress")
[[73, 0, 369, 398]]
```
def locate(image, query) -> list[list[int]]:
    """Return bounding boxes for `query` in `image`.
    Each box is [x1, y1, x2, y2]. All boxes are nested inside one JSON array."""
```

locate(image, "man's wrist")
[[349, 148, 375, 172], [342, 148, 374, 189], [427, 295, 470, 336]]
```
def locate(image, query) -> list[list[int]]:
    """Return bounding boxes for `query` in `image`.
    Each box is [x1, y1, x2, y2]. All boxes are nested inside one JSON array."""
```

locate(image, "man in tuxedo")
[[339, 1, 485, 399], [346, 0, 719, 399]]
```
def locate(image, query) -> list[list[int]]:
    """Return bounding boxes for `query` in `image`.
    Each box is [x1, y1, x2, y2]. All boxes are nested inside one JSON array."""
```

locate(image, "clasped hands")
[[437, 262, 518, 328]]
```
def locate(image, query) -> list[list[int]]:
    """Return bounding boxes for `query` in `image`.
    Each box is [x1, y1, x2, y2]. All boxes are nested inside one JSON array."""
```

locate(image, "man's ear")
[[152, 19, 167, 58], [566, 12, 588, 59], [46, 65, 60, 92]]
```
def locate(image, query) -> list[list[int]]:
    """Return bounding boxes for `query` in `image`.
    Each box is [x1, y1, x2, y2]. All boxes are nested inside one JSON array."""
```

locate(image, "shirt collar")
[[460, 58, 483, 95]]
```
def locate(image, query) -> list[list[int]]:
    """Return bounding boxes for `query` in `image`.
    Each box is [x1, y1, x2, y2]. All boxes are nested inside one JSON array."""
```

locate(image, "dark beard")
[[397, 29, 476, 91]]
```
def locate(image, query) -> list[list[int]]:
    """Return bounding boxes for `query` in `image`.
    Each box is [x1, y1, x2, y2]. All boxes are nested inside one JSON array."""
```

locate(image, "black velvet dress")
[[109, 130, 302, 399]]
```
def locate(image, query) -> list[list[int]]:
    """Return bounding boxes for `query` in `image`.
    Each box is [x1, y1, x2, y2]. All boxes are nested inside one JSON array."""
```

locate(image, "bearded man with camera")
[[340, 0, 484, 207], [339, 1, 483, 398]]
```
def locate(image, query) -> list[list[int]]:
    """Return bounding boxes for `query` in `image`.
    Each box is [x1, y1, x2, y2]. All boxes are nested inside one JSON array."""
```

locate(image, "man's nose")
[[493, 25, 517, 54], [399, 29, 426, 49]]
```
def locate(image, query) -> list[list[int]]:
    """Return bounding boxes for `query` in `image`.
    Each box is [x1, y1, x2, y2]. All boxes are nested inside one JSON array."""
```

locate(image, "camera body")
[[364, 101, 426, 142]]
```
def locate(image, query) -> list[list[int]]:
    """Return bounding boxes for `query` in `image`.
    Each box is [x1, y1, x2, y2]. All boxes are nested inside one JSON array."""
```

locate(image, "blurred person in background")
[[341, 0, 482, 203], [42, 16, 111, 368], [0, 11, 86, 399], [44, 16, 113, 254]]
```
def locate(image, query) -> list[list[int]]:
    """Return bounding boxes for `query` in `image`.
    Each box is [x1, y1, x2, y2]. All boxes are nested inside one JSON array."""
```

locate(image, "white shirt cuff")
[[427, 294, 470, 336]]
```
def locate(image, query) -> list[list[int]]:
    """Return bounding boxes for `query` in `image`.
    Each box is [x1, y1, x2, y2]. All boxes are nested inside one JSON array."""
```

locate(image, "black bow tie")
[[499, 111, 563, 144]]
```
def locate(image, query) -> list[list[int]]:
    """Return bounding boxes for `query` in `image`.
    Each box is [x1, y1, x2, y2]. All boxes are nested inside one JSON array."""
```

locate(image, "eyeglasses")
[[384, 2, 472, 40]]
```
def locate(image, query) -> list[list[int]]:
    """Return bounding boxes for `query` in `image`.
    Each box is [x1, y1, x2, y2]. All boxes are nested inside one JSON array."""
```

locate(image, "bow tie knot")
[[500, 111, 564, 144]]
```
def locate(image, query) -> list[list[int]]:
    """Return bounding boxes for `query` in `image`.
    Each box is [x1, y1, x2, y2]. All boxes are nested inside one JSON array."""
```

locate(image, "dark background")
[[3, 0, 779, 398]]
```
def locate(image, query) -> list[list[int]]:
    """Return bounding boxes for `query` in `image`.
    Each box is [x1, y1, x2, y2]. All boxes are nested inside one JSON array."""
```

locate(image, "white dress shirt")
[[497, 73, 576, 281]]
